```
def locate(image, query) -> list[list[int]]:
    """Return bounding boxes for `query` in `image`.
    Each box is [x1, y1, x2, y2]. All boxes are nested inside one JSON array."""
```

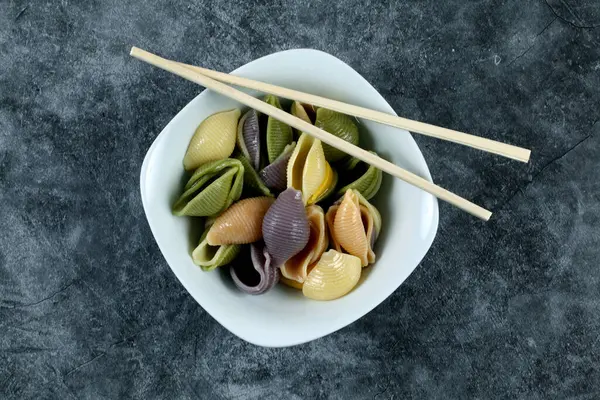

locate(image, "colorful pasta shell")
[[291, 101, 316, 124], [287, 133, 337, 205], [280, 276, 304, 290], [230, 242, 279, 295], [336, 153, 383, 200], [281, 205, 328, 283], [290, 101, 316, 137], [356, 190, 382, 249], [259, 142, 295, 193], [340, 155, 361, 171], [326, 189, 381, 267], [302, 250, 362, 301], [206, 197, 275, 245], [287, 133, 313, 191], [172, 158, 244, 217], [192, 224, 241, 271], [262, 188, 310, 266], [233, 151, 272, 197], [265, 95, 293, 163], [314, 108, 359, 162], [183, 109, 241, 171], [237, 109, 261, 171]]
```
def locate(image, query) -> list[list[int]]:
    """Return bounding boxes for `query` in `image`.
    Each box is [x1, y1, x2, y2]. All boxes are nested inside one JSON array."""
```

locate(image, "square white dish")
[[140, 49, 439, 347]]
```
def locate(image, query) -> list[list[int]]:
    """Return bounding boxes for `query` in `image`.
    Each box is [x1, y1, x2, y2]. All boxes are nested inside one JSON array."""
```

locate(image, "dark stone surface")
[[1, 0, 599, 398]]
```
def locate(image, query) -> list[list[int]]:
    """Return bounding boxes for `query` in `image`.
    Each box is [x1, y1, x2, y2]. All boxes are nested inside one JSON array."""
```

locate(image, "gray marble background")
[[1, 0, 600, 398]]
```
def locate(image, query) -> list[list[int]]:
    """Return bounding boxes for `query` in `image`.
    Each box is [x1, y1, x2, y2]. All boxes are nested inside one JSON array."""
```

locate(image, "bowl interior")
[[141, 49, 438, 347]]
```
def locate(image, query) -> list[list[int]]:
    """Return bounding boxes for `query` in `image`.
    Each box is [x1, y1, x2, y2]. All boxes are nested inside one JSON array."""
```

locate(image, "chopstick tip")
[[483, 211, 492, 221], [130, 46, 141, 57]]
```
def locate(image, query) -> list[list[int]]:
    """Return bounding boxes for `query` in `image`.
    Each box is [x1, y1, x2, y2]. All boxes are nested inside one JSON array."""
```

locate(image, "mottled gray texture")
[[1, 0, 600, 398]]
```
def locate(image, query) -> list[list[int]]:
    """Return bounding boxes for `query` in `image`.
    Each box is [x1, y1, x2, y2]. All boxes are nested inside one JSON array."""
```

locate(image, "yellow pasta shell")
[[281, 205, 328, 283], [280, 276, 304, 290], [287, 133, 335, 205], [302, 250, 362, 301], [287, 133, 314, 190], [291, 101, 315, 124], [206, 197, 275, 245], [183, 109, 241, 171], [307, 162, 336, 205], [302, 139, 328, 204]]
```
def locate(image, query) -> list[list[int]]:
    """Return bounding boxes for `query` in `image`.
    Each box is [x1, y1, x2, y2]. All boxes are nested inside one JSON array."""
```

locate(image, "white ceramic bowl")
[[140, 49, 439, 347]]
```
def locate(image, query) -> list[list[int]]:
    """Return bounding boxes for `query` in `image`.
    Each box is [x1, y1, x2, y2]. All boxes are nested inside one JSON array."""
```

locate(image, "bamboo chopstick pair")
[[130, 46, 531, 221]]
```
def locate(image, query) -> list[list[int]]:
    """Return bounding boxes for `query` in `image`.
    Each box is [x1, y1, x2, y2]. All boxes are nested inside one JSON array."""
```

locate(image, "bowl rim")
[[140, 48, 439, 347]]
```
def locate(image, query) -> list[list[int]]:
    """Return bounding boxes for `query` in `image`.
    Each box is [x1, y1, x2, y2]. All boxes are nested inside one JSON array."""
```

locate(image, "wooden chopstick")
[[130, 47, 492, 221], [174, 61, 530, 163]]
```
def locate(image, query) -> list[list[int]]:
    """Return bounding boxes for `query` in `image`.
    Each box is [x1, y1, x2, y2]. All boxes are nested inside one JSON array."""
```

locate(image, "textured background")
[[1, 0, 600, 398]]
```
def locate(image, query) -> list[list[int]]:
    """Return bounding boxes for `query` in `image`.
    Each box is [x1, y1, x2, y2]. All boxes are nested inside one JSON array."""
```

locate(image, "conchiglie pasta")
[[290, 101, 316, 138], [291, 101, 316, 124], [237, 109, 261, 171], [287, 133, 337, 205], [233, 151, 272, 197], [184, 109, 241, 171], [337, 153, 383, 200], [192, 224, 241, 271], [172, 158, 244, 217], [262, 187, 310, 266], [355, 189, 382, 243], [281, 205, 328, 283], [206, 197, 275, 245], [287, 133, 313, 190], [174, 100, 385, 300], [326, 189, 381, 267], [230, 242, 279, 295], [302, 139, 332, 204], [259, 142, 295, 193], [265, 95, 293, 163], [280, 276, 304, 290], [302, 250, 362, 301], [314, 108, 359, 162]]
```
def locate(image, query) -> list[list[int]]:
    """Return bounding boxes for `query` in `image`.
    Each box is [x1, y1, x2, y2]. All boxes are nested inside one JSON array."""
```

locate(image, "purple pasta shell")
[[262, 188, 310, 266], [240, 109, 261, 170], [230, 242, 279, 295], [259, 144, 295, 192]]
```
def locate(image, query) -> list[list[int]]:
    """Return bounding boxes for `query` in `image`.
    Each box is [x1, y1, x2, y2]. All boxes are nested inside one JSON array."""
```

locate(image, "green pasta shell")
[[340, 155, 361, 171], [336, 152, 383, 200], [315, 108, 359, 162], [172, 158, 244, 217], [265, 95, 293, 163], [232, 151, 273, 197], [192, 225, 241, 271]]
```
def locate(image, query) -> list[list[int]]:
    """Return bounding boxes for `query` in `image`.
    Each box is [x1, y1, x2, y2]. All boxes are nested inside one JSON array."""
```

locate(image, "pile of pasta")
[[173, 96, 383, 300]]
